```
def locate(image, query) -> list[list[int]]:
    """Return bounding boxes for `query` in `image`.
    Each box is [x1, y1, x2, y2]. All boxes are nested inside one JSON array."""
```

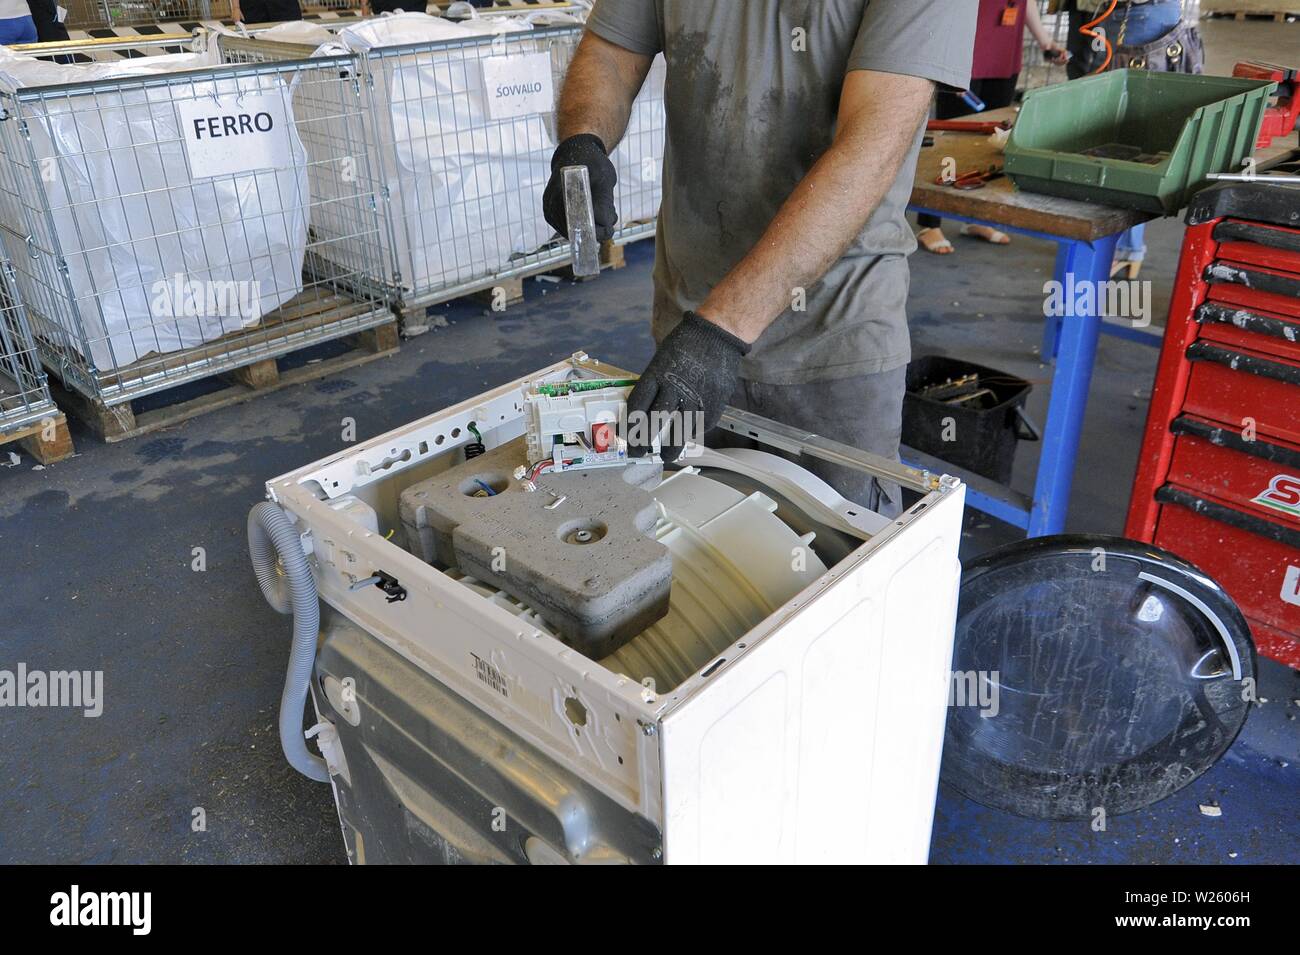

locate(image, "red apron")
[[971, 0, 1027, 80]]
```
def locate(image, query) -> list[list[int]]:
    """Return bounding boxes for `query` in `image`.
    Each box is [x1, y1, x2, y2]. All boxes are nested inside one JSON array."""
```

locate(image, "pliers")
[[936, 164, 1005, 190]]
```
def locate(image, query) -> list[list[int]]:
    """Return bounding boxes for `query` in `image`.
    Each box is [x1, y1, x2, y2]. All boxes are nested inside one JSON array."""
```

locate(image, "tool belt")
[[1111, 20, 1204, 72]]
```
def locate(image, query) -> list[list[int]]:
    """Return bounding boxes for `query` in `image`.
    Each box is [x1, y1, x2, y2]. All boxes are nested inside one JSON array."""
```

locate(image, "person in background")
[[25, 0, 69, 43], [0, 0, 37, 44], [230, 0, 302, 25], [1066, 0, 1202, 276], [918, 0, 1067, 255]]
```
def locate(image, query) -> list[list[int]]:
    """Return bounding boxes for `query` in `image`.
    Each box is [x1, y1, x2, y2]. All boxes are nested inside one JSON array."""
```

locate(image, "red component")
[[1232, 61, 1299, 149], [925, 119, 1012, 135], [591, 422, 613, 453], [1126, 192, 1300, 670]]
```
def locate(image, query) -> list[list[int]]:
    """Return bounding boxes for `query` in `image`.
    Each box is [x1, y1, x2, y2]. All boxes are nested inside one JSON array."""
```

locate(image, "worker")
[[917, 0, 1068, 255], [24, 0, 69, 44], [0, 0, 36, 44], [543, 0, 978, 515], [1065, 0, 1199, 79], [230, 0, 302, 25], [1065, 0, 1203, 276]]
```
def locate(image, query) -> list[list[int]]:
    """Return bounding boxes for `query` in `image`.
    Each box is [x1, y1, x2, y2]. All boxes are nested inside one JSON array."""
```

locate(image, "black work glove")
[[543, 133, 619, 242], [627, 311, 751, 464]]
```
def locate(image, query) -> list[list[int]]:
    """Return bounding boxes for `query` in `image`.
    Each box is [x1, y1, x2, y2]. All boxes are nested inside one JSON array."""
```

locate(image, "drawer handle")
[[1204, 261, 1300, 300], [1186, 341, 1300, 388], [1170, 415, 1300, 470], [1157, 485, 1300, 551], [1196, 302, 1300, 346], [1213, 220, 1300, 257]]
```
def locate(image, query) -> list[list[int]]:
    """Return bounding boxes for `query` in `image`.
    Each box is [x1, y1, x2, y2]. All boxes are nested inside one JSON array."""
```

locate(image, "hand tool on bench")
[[936, 164, 1005, 190], [926, 118, 1014, 135]]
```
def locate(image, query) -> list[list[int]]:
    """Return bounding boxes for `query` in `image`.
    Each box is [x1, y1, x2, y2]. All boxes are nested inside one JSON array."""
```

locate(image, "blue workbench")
[[907, 112, 1161, 536]]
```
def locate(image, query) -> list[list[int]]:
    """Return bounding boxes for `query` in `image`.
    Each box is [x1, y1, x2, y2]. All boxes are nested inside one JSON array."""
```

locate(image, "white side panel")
[[660, 488, 965, 865]]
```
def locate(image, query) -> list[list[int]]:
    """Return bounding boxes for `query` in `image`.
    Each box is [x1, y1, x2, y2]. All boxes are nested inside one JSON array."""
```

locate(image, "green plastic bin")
[[1004, 70, 1277, 215]]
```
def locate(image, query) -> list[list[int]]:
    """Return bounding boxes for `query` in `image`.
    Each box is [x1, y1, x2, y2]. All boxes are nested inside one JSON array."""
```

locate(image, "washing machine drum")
[[941, 535, 1256, 820]]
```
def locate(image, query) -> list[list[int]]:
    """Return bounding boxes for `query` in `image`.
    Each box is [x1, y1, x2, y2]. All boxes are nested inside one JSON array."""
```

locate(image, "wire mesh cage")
[[0, 260, 60, 438], [64, 0, 232, 31], [302, 0, 357, 12], [0, 45, 391, 407], [222, 20, 665, 314]]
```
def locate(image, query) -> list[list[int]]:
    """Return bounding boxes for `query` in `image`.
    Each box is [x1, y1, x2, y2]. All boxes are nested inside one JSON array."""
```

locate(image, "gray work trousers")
[[719, 367, 907, 518]]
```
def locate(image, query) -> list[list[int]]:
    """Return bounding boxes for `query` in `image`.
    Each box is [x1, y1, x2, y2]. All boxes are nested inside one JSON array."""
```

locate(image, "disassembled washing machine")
[[253, 353, 966, 864]]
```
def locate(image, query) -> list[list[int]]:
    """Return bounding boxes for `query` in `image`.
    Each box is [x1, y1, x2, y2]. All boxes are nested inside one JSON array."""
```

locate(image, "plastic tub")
[[1005, 70, 1277, 215], [903, 355, 1037, 485]]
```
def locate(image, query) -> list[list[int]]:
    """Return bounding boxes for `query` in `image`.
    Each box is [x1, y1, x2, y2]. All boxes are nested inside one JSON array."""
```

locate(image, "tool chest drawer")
[[1205, 259, 1300, 304], [1182, 342, 1300, 445], [1209, 280, 1300, 320], [1167, 416, 1300, 525], [1196, 300, 1300, 364], [1153, 489, 1300, 648], [1212, 219, 1300, 272]]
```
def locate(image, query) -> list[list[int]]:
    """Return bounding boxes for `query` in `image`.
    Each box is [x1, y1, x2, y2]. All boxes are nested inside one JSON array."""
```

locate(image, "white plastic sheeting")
[[0, 49, 308, 370]]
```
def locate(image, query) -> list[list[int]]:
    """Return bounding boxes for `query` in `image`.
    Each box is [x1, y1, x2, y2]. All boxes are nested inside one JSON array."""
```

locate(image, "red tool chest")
[[1126, 183, 1300, 669]]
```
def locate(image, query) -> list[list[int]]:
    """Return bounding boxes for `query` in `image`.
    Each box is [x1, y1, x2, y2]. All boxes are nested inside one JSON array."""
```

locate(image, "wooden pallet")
[[86, 287, 382, 392], [1201, 0, 1299, 20], [398, 237, 632, 336], [1205, 9, 1298, 19], [55, 320, 398, 443], [0, 411, 74, 464]]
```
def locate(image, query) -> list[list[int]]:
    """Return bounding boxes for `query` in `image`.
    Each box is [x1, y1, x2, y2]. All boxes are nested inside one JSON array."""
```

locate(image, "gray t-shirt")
[[587, 0, 977, 384]]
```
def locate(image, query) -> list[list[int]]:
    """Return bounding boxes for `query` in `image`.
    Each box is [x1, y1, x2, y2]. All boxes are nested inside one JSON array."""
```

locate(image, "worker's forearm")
[[697, 73, 934, 344], [557, 33, 653, 150]]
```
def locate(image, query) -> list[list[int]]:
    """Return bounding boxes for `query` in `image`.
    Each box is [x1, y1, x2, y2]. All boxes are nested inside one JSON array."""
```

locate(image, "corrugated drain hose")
[[247, 501, 330, 783]]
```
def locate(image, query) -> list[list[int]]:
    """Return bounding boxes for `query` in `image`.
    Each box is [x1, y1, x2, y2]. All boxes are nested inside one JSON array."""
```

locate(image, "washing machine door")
[[941, 535, 1256, 820]]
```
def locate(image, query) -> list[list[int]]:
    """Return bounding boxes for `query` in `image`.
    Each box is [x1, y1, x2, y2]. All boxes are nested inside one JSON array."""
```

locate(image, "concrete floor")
[[2, 18, 1298, 864]]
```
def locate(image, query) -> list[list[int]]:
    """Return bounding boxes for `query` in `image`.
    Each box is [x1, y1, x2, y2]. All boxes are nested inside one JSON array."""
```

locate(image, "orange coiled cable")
[[1079, 0, 1119, 75]]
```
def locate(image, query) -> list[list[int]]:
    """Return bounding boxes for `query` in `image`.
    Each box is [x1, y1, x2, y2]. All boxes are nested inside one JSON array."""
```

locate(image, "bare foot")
[[960, 224, 1011, 245], [918, 227, 954, 255]]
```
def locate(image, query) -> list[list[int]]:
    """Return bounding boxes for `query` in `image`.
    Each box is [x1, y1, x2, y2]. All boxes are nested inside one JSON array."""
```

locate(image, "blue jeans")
[[0, 16, 37, 44], [1113, 0, 1183, 45]]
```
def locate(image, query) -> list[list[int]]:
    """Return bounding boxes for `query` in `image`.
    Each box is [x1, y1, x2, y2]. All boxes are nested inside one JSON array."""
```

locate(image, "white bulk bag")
[[0, 51, 308, 371]]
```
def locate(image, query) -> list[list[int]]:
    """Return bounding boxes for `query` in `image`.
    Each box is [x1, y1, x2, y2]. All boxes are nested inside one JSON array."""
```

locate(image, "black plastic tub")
[[903, 355, 1037, 485]]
